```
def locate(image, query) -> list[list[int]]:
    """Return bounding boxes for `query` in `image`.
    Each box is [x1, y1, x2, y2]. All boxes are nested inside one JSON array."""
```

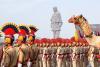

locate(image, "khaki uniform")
[[28, 44, 39, 67], [42, 47, 51, 67], [50, 46, 57, 67], [0, 46, 3, 67], [72, 46, 77, 67], [34, 45, 39, 67], [72, 46, 80, 67], [94, 47, 99, 67], [20, 44, 30, 67], [70, 46, 73, 67], [84, 46, 89, 67], [88, 46, 95, 67], [56, 47, 65, 67], [38, 46, 43, 67], [65, 46, 72, 67], [76, 46, 80, 67], [62, 47, 66, 67], [79, 46, 84, 67], [98, 48, 100, 66], [1, 46, 19, 67]]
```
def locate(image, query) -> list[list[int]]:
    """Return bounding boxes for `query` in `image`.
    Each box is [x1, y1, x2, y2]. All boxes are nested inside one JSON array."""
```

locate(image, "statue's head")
[[53, 7, 58, 12], [68, 14, 87, 25]]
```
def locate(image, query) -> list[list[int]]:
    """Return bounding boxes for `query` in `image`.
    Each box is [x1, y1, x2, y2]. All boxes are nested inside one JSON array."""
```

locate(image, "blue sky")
[[0, 0, 99, 38]]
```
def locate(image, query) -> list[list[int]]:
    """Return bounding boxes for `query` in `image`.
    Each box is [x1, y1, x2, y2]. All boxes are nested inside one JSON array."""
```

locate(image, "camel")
[[68, 15, 100, 48], [68, 15, 100, 66]]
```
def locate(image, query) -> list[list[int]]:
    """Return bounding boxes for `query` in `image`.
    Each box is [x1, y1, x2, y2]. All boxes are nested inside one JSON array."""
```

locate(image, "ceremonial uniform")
[[93, 47, 99, 67], [76, 43, 80, 67], [17, 25, 30, 67], [68, 40, 73, 67], [61, 39, 67, 67], [50, 39, 58, 67], [88, 46, 95, 67], [65, 45, 70, 67], [33, 42, 39, 67], [34, 39, 42, 67], [64, 39, 73, 67], [84, 44, 89, 67], [97, 48, 100, 66], [78, 38, 85, 67], [28, 43, 39, 67], [42, 38, 51, 67], [27, 25, 39, 67], [1, 22, 19, 67], [71, 37, 78, 67], [79, 42, 84, 67], [72, 44, 77, 67], [56, 38, 65, 67], [38, 41, 43, 67]]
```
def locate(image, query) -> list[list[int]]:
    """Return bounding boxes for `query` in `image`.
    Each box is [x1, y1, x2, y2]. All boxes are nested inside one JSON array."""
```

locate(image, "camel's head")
[[68, 14, 87, 25]]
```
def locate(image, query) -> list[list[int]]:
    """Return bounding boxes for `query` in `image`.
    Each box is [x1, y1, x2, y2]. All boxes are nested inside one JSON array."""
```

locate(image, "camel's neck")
[[79, 19, 93, 38]]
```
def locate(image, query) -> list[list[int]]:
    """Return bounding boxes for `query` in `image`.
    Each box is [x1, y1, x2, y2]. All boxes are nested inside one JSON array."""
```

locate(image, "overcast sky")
[[0, 0, 100, 38]]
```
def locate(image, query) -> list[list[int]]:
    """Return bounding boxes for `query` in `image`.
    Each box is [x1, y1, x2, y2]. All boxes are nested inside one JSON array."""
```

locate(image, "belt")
[[57, 54, 64, 59]]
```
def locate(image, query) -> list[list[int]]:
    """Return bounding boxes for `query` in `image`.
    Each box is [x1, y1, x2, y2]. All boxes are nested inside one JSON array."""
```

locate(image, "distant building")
[[75, 24, 100, 38]]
